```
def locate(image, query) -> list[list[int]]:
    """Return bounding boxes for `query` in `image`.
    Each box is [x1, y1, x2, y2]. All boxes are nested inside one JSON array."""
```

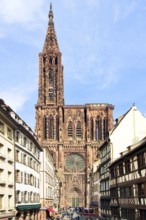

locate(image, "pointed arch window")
[[90, 118, 94, 140], [43, 116, 47, 139], [103, 117, 108, 139], [55, 57, 58, 65], [68, 121, 73, 138], [49, 88, 54, 101], [48, 115, 54, 139], [49, 69, 54, 86], [76, 121, 82, 139], [56, 116, 59, 141], [49, 57, 52, 64], [96, 116, 102, 140], [43, 56, 46, 63], [49, 69, 54, 101]]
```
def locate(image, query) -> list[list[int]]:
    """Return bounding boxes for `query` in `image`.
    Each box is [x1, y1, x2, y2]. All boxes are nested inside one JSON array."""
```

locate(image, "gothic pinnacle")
[[48, 2, 54, 21], [43, 2, 60, 53]]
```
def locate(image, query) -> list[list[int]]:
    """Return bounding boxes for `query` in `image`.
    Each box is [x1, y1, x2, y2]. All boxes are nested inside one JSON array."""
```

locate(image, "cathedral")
[[35, 3, 114, 208]]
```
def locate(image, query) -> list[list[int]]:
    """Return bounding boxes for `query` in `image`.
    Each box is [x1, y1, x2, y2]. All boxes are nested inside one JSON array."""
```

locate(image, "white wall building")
[[98, 104, 146, 219], [0, 100, 17, 220], [110, 105, 146, 162], [0, 99, 43, 220], [12, 116, 42, 220], [14, 121, 42, 220], [40, 147, 55, 208], [40, 147, 57, 219]]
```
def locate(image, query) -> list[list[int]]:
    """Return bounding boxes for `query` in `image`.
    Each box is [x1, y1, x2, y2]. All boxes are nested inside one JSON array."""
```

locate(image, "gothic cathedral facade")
[[35, 4, 114, 208]]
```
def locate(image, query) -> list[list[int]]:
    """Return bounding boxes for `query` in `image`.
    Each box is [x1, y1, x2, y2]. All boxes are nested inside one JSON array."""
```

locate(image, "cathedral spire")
[[48, 2, 53, 21], [43, 2, 60, 53], [38, 3, 64, 107]]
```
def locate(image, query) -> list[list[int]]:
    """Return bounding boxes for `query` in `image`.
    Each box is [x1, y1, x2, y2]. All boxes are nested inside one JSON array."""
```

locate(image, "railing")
[[8, 156, 14, 163], [8, 180, 14, 186], [0, 207, 7, 212], [111, 197, 146, 206], [0, 150, 6, 159], [0, 178, 6, 185]]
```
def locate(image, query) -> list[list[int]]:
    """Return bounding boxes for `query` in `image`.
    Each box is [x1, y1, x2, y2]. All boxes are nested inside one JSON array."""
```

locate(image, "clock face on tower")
[[65, 153, 85, 172]]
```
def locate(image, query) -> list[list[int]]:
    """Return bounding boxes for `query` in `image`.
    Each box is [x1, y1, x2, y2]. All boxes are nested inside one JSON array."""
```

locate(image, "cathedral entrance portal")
[[67, 187, 83, 207]]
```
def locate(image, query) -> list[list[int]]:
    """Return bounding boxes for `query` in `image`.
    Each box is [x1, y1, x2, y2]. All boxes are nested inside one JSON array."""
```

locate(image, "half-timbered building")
[[109, 137, 146, 220], [98, 104, 146, 219]]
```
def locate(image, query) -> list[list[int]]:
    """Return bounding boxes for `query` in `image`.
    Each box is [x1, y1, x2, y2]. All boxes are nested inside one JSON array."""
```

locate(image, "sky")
[[0, 0, 146, 130]]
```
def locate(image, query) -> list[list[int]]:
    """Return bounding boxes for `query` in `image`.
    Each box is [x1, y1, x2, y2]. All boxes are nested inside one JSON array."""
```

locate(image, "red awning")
[[47, 208, 56, 213]]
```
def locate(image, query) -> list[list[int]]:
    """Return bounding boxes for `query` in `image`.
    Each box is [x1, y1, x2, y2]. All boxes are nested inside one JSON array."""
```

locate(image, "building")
[[110, 104, 146, 163], [40, 147, 59, 219], [53, 177, 60, 210], [99, 139, 111, 220], [0, 99, 43, 220], [35, 3, 114, 208], [40, 148, 54, 209], [0, 99, 17, 220], [89, 157, 100, 216], [109, 137, 146, 220], [14, 117, 42, 219], [98, 104, 146, 219]]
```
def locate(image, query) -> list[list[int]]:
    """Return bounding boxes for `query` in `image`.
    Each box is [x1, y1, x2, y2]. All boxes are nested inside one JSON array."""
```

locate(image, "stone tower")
[[35, 3, 114, 208]]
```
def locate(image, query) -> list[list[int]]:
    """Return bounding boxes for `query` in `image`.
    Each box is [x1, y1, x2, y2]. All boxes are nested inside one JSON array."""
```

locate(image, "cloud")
[[65, 52, 120, 89], [0, 33, 5, 38], [86, 0, 100, 7], [125, 1, 138, 16], [98, 66, 119, 89], [0, 0, 45, 25], [114, 2, 120, 23], [63, 0, 75, 7], [113, 0, 138, 23], [0, 82, 37, 112], [62, 0, 100, 11]]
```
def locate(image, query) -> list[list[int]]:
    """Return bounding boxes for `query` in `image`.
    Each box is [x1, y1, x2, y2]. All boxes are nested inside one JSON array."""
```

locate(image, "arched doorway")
[[67, 187, 83, 207]]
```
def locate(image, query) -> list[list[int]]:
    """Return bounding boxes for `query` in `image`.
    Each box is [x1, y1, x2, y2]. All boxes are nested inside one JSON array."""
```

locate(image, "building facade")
[[0, 99, 17, 220], [89, 158, 100, 216], [35, 4, 114, 208], [0, 99, 42, 220], [40, 148, 55, 209], [39, 147, 59, 219], [99, 139, 111, 220], [14, 119, 42, 220], [98, 104, 146, 219], [110, 137, 146, 220]]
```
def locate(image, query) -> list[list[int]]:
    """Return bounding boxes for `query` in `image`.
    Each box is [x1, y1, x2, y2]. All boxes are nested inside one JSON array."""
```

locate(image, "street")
[[58, 209, 99, 220]]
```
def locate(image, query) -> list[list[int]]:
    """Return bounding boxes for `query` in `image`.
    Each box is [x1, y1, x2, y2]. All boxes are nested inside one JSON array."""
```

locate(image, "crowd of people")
[[46, 207, 95, 220]]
